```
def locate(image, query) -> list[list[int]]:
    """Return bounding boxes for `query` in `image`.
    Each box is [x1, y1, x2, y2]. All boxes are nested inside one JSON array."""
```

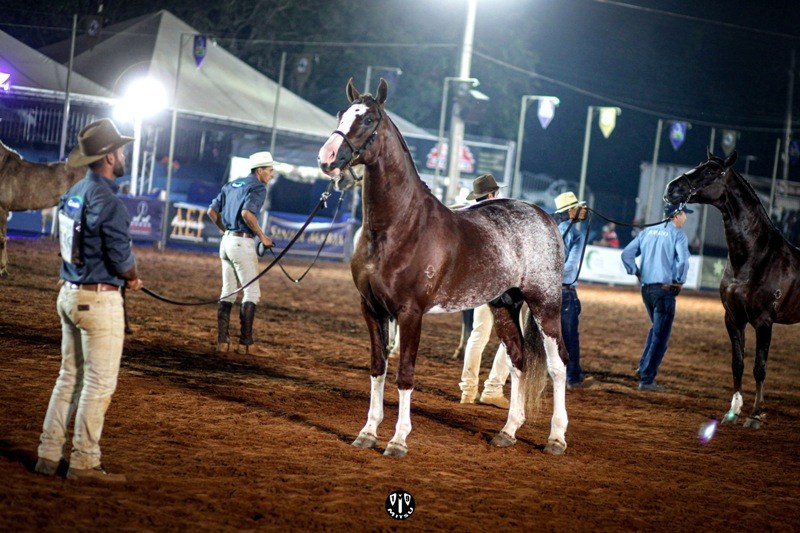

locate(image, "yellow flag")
[[598, 107, 619, 138]]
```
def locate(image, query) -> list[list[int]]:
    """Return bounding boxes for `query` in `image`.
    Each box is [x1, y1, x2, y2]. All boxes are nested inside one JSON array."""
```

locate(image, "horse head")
[[318, 77, 388, 188], [664, 149, 737, 206]]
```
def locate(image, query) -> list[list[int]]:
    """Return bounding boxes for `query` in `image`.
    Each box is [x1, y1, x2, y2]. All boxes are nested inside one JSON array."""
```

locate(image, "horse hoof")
[[352, 432, 378, 449], [383, 442, 407, 458], [490, 431, 516, 448], [743, 415, 765, 429], [721, 411, 739, 425], [0, 270, 8, 278], [544, 439, 567, 456]]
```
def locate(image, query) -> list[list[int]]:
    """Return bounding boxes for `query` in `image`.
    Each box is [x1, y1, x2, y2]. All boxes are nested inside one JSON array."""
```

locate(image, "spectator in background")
[[593, 222, 620, 248]]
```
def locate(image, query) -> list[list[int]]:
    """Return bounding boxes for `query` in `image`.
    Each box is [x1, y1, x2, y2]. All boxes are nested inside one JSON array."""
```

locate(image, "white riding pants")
[[459, 303, 510, 396], [38, 284, 125, 470], [219, 232, 261, 304]]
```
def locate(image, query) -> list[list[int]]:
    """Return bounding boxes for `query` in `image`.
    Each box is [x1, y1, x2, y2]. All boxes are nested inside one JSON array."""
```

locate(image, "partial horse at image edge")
[[318, 77, 568, 457], [665, 149, 800, 428], [0, 140, 86, 276]]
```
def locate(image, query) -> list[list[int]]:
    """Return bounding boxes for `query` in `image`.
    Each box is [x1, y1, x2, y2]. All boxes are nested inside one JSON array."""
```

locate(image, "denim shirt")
[[59, 171, 136, 286], [621, 221, 690, 285], [558, 220, 585, 286], [208, 174, 266, 234]]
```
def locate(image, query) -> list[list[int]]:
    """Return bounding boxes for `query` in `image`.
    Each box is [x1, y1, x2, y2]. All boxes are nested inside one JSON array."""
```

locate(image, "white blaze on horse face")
[[318, 103, 370, 174]]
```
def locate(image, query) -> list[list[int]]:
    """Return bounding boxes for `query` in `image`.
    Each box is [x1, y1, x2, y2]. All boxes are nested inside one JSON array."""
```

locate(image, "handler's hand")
[[260, 236, 274, 249], [671, 283, 683, 295], [126, 277, 144, 291]]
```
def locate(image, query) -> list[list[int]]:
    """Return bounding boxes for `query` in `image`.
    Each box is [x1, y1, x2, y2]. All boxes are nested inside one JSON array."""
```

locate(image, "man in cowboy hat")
[[466, 173, 503, 201], [621, 202, 692, 392], [36, 118, 143, 482], [207, 151, 275, 356], [552, 191, 593, 390], [459, 173, 511, 409]]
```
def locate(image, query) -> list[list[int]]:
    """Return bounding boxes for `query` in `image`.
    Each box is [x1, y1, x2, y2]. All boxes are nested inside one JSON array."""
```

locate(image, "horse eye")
[[363, 116, 374, 126]]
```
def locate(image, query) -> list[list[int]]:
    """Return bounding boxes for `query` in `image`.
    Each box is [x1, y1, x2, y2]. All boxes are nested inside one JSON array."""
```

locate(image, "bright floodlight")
[[114, 77, 167, 122], [0, 72, 10, 91]]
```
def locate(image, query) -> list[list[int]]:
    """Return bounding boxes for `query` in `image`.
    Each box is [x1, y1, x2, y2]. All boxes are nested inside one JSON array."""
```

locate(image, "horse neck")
[[361, 129, 445, 232], [714, 171, 776, 264]]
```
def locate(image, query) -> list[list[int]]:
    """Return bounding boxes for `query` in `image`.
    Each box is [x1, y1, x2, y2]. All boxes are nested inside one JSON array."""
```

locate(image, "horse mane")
[[727, 166, 786, 239]]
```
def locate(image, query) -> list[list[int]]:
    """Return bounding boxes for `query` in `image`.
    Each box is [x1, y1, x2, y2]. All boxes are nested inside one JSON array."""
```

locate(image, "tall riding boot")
[[238, 301, 264, 355], [216, 301, 233, 353]]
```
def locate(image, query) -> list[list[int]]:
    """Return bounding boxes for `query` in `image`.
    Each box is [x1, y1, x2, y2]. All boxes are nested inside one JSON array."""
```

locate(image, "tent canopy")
[[0, 29, 112, 98]]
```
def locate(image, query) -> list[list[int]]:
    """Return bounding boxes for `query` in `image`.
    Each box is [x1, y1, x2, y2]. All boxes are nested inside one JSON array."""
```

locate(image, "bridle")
[[665, 158, 726, 207], [330, 99, 384, 173]]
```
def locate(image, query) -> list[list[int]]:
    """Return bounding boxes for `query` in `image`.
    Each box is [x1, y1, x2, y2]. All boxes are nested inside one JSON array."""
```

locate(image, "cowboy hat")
[[249, 151, 274, 170], [554, 191, 585, 213], [466, 173, 503, 200], [664, 203, 694, 218], [67, 118, 134, 167]]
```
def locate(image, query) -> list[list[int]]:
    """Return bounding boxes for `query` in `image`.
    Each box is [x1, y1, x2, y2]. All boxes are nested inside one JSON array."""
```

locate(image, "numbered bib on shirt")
[[58, 196, 85, 266]]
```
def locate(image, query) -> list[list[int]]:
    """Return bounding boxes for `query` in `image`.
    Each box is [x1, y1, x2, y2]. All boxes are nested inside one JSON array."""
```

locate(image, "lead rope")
[[561, 206, 675, 286], [267, 187, 347, 284], [141, 181, 336, 306]]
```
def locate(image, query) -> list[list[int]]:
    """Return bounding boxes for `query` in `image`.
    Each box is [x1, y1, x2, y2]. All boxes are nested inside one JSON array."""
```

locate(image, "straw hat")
[[67, 118, 134, 167], [554, 191, 585, 213], [249, 151, 274, 170], [466, 173, 503, 200]]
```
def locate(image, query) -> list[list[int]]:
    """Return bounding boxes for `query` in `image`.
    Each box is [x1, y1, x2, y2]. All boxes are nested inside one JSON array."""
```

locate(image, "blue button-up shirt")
[[59, 171, 136, 286], [208, 174, 267, 234], [621, 221, 690, 285], [559, 220, 585, 286]]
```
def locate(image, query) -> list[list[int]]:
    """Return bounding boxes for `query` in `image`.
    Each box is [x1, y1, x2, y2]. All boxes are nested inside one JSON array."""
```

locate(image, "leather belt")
[[65, 282, 121, 292], [562, 284, 575, 289], [225, 230, 252, 238]]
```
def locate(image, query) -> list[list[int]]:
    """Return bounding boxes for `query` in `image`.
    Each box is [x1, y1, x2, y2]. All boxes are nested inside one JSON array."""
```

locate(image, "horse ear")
[[706, 146, 714, 160], [346, 77, 360, 103], [725, 151, 738, 168], [375, 78, 389, 105]]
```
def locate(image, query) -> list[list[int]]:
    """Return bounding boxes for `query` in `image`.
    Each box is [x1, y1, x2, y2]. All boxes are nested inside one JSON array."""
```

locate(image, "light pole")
[[578, 105, 621, 203], [512, 95, 559, 199], [435, 76, 479, 196], [445, 0, 478, 205], [364, 66, 402, 94]]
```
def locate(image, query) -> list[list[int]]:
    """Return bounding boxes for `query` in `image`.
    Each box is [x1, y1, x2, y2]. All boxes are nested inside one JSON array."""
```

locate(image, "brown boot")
[[67, 464, 126, 482], [215, 301, 233, 353], [236, 302, 265, 356]]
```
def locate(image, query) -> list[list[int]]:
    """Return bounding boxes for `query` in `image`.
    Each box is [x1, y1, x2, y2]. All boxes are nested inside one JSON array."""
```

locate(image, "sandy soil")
[[1, 238, 799, 531]]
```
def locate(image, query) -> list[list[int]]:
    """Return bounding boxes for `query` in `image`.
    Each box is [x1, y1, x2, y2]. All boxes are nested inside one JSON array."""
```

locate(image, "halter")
[[330, 100, 384, 169], [666, 158, 726, 208]]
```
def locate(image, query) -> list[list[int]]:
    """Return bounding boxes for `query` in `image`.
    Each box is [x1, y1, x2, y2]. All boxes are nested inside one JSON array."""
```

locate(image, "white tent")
[[40, 10, 338, 138], [0, 29, 112, 100]]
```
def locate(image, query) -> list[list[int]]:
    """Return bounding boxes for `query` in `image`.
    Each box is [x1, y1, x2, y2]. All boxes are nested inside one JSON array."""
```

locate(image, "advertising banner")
[[166, 201, 219, 247], [577, 244, 700, 289], [6, 209, 44, 234], [263, 212, 352, 260], [120, 197, 164, 242]]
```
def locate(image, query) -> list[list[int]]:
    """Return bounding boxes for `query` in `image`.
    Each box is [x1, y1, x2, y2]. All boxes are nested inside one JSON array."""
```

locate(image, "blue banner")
[[264, 212, 352, 260], [120, 197, 165, 242], [6, 209, 44, 234]]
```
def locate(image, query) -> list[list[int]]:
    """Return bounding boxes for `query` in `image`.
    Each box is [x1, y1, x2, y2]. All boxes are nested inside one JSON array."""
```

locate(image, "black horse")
[[665, 150, 800, 428]]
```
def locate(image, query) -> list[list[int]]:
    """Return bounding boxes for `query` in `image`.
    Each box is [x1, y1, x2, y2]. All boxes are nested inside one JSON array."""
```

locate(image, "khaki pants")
[[38, 284, 124, 470]]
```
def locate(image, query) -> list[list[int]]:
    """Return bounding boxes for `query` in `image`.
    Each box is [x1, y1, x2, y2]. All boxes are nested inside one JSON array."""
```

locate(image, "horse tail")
[[521, 308, 549, 421]]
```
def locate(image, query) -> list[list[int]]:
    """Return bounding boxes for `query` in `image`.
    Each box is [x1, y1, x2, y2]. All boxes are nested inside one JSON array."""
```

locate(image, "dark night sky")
[[471, 0, 800, 212]]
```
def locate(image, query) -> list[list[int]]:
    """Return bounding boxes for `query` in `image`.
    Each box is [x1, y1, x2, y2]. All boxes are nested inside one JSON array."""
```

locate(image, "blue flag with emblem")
[[669, 121, 688, 151], [193, 35, 207, 69]]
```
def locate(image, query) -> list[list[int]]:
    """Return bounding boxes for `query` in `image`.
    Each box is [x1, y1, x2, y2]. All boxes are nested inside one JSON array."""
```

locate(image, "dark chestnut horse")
[[318, 78, 568, 457], [665, 150, 800, 428]]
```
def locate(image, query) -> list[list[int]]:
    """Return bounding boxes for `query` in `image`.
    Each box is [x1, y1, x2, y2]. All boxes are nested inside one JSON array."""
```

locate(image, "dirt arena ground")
[[1, 237, 799, 531]]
